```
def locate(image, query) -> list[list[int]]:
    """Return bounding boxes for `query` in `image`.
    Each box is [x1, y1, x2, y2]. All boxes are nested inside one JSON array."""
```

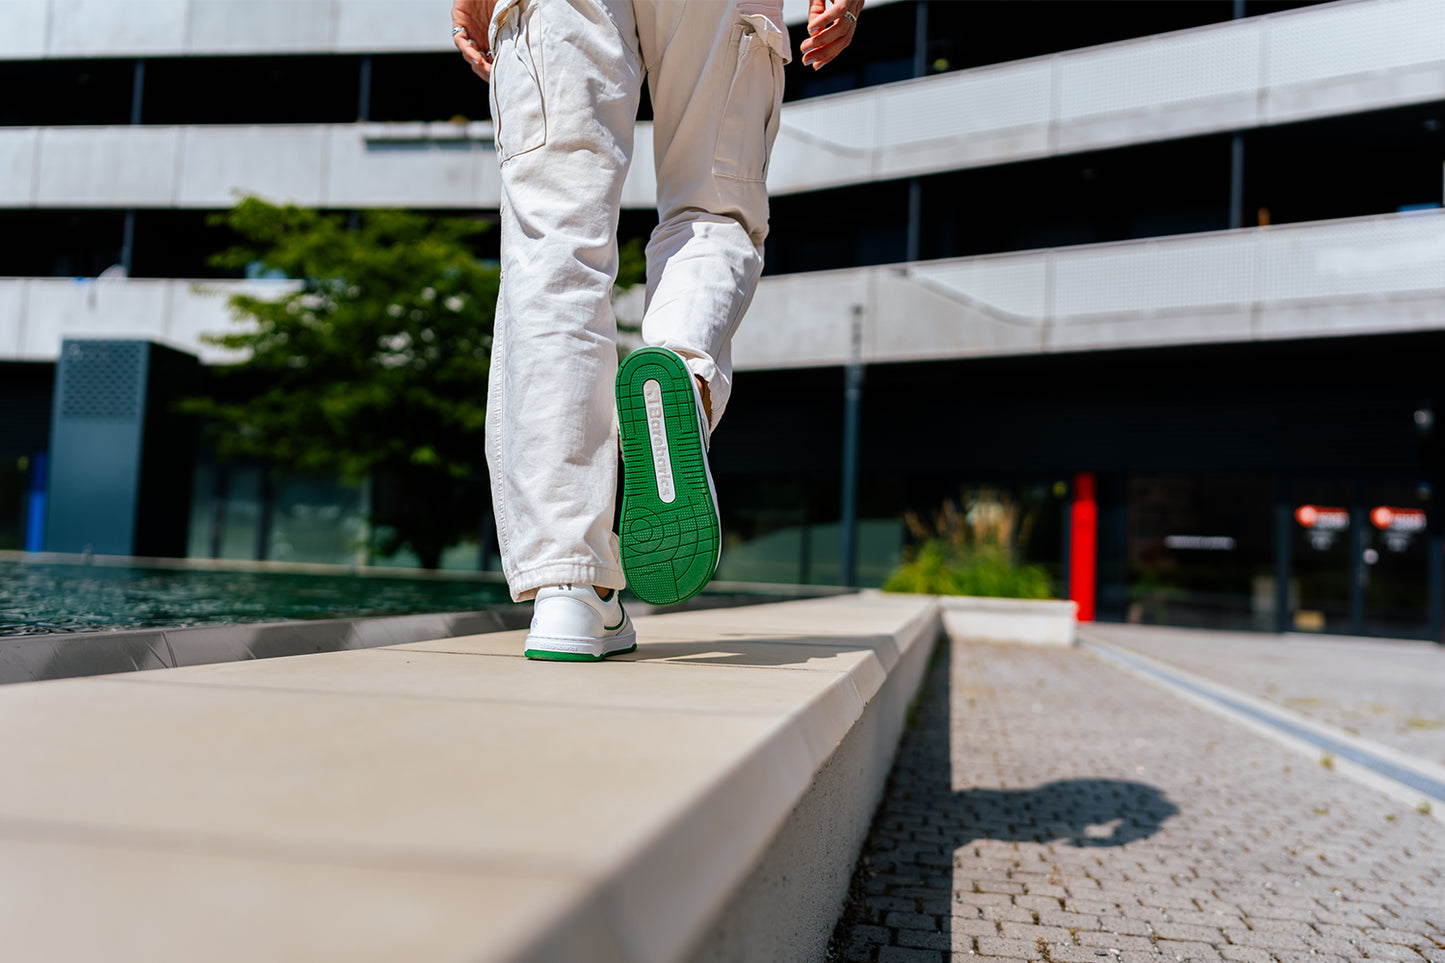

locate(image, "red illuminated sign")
[[1295, 505, 1350, 531], [1370, 506, 1426, 532]]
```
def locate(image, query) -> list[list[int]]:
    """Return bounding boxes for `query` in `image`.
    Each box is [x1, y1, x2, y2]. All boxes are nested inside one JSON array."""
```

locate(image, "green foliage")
[[183, 197, 499, 568], [884, 542, 1053, 598], [883, 489, 1053, 599], [617, 237, 647, 292]]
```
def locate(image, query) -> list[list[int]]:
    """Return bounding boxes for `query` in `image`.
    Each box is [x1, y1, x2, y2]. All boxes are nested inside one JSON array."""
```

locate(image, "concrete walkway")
[[0, 593, 936, 963], [832, 628, 1445, 963], [1082, 624, 1445, 768]]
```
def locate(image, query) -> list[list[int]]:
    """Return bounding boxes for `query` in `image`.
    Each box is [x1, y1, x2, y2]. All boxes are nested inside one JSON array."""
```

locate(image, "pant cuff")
[[508, 561, 627, 602]]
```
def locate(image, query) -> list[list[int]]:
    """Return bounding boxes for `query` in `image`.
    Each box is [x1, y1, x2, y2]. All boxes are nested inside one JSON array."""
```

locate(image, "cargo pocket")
[[713, 22, 785, 183], [491, 5, 546, 163]]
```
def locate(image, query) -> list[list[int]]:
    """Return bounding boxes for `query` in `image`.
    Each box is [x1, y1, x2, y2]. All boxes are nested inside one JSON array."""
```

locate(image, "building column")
[[1273, 475, 1293, 634], [1349, 481, 1366, 635], [1070, 471, 1097, 622], [1428, 507, 1443, 644]]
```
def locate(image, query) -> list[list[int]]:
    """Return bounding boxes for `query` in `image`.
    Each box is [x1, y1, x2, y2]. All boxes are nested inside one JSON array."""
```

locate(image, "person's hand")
[[452, 0, 498, 82], [799, 0, 864, 71]]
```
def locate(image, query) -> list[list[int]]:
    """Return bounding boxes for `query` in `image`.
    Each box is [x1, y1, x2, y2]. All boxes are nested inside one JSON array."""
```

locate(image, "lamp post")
[[840, 305, 864, 588]]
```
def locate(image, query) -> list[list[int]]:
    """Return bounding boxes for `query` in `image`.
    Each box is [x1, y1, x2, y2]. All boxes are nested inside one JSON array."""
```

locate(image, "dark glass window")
[[142, 55, 362, 125], [785, 1, 1331, 97], [129, 210, 240, 279], [0, 210, 124, 277], [766, 180, 909, 274], [0, 59, 136, 126], [128, 208, 511, 279], [926, 1, 1238, 76], [368, 53, 491, 123], [918, 136, 1233, 260], [928, 1, 1331, 77], [767, 136, 1232, 274], [1245, 100, 1445, 226]]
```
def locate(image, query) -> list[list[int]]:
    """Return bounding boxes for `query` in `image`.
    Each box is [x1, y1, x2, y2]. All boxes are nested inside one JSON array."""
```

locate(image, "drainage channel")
[[1081, 636, 1445, 816]]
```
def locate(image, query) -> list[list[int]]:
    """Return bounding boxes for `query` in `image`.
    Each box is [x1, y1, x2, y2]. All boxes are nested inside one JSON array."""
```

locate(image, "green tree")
[[185, 197, 499, 569]]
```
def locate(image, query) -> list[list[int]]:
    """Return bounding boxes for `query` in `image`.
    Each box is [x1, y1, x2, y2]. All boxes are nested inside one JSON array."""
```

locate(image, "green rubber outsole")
[[524, 643, 637, 662], [616, 347, 720, 606]]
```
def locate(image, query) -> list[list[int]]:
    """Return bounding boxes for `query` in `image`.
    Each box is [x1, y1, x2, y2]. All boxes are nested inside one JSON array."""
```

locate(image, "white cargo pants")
[[484, 0, 789, 600]]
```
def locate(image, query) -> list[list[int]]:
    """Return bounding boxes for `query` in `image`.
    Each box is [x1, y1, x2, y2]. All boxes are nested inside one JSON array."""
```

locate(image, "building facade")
[[2, 0, 1443, 637]]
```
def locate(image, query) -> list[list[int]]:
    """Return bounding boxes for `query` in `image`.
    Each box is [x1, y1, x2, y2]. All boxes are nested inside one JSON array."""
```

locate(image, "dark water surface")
[[0, 560, 515, 636]]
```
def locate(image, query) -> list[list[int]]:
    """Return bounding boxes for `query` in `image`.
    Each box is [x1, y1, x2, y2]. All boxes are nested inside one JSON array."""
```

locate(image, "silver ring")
[[843, 10, 857, 23], [451, 25, 466, 36]]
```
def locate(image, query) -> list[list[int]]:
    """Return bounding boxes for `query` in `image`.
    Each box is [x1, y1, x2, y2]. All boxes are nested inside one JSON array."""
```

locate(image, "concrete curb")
[[937, 594, 1079, 646]]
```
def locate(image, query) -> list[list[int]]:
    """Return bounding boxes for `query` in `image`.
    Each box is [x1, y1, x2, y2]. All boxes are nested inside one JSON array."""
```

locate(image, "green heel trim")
[[524, 643, 637, 662]]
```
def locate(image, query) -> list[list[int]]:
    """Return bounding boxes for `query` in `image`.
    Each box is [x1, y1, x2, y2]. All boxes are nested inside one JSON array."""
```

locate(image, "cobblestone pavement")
[[828, 637, 1445, 963], [1082, 624, 1445, 767]]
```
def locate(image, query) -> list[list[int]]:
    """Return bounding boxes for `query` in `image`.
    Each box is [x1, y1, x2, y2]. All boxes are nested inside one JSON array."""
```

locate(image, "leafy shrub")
[[883, 489, 1053, 599]]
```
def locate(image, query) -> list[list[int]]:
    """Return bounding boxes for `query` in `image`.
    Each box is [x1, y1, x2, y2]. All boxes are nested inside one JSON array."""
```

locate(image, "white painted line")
[[1081, 636, 1445, 823]]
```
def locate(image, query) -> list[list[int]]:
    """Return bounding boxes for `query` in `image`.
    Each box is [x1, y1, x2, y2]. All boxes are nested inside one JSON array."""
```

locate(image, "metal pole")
[[120, 210, 136, 276], [913, 1, 929, 78], [357, 54, 373, 122], [906, 178, 922, 264], [840, 305, 864, 587], [130, 58, 145, 125], [1230, 0, 1247, 231], [1274, 476, 1293, 634], [121, 58, 145, 277]]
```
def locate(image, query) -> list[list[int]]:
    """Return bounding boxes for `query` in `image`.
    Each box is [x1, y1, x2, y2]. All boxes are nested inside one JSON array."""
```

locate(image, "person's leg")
[[485, 0, 643, 602], [633, 0, 789, 430], [611, 1, 788, 605]]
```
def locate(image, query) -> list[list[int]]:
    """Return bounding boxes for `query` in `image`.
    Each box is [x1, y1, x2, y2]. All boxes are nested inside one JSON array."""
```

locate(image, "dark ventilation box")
[[44, 340, 200, 557]]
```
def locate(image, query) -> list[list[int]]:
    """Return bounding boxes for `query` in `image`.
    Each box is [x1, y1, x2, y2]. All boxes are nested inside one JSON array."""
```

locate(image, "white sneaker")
[[524, 584, 637, 661]]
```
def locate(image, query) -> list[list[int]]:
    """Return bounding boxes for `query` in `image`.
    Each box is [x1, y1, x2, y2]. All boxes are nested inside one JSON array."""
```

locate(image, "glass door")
[[1290, 482, 1353, 634], [1290, 481, 1433, 639], [1125, 473, 1274, 630], [1361, 483, 1431, 638]]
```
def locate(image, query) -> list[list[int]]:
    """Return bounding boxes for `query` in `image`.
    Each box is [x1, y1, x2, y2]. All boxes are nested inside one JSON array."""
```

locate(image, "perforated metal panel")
[[56, 341, 145, 421], [45, 340, 150, 554], [1265, 0, 1445, 88]]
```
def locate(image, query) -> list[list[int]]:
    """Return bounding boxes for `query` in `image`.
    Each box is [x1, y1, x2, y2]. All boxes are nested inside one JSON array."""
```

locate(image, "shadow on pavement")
[[829, 637, 1178, 961], [947, 778, 1177, 849]]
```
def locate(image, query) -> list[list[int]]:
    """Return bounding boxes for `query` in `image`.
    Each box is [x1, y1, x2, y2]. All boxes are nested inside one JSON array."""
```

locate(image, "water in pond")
[[0, 560, 516, 636]]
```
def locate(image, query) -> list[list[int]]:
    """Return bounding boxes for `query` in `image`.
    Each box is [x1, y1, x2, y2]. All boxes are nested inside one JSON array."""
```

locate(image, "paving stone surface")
[[828, 637, 1445, 962], [1081, 624, 1445, 767]]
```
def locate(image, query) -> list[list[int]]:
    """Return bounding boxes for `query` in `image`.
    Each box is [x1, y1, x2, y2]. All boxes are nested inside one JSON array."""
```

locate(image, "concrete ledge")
[[0, 592, 940, 963], [0, 609, 530, 685], [939, 595, 1079, 646], [687, 594, 939, 962]]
